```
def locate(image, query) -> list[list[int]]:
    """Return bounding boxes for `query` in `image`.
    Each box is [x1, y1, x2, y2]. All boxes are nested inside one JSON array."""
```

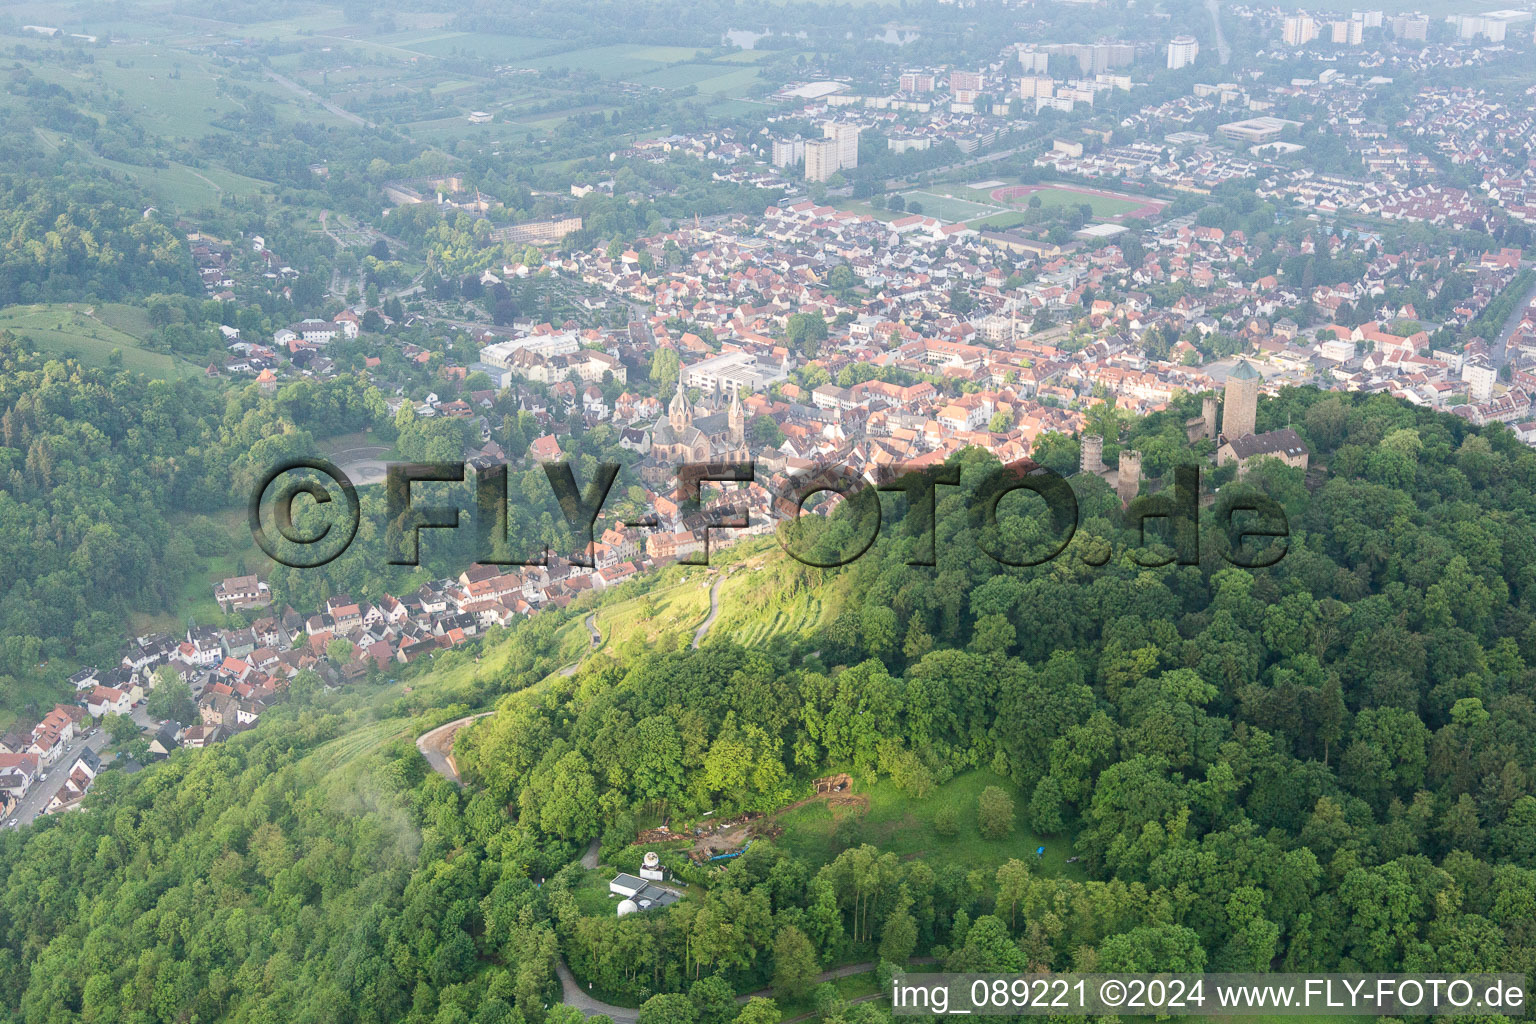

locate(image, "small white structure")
[[609, 873, 647, 898], [617, 898, 639, 917], [640, 851, 667, 881]]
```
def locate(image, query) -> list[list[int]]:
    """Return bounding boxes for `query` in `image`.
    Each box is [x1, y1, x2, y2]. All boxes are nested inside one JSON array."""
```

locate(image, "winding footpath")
[[414, 711, 495, 784], [692, 578, 724, 649], [556, 957, 939, 1024]]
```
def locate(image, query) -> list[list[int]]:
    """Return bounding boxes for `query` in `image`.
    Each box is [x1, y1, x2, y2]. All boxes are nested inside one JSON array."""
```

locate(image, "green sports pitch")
[[898, 189, 1002, 223]]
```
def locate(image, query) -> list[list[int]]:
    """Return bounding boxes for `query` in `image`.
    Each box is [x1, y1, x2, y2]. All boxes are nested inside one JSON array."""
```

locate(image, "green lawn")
[[971, 210, 1032, 230], [128, 504, 268, 637], [628, 62, 761, 96], [520, 44, 686, 78], [776, 769, 1085, 878], [0, 304, 206, 380], [571, 869, 623, 917]]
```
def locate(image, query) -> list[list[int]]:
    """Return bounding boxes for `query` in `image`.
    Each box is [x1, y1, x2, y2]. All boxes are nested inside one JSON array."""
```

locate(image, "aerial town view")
[[3, 0, 1536, 1020]]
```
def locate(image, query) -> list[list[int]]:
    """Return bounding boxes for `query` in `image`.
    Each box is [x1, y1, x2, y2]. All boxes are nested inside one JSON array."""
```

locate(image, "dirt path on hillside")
[[415, 711, 494, 784]]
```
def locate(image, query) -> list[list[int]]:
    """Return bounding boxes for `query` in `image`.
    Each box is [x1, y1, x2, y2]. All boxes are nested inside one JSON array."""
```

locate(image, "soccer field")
[[900, 189, 1001, 223]]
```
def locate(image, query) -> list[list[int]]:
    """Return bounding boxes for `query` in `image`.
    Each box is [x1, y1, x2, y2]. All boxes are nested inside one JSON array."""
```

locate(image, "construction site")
[[632, 774, 865, 863]]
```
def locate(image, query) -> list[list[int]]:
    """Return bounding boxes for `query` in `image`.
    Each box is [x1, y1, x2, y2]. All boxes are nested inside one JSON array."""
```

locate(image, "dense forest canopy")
[[0, 175, 198, 305], [0, 336, 382, 699], [5, 387, 1536, 1023]]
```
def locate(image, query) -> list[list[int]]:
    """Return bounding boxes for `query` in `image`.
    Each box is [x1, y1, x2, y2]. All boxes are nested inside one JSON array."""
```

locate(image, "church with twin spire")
[[641, 374, 750, 485]]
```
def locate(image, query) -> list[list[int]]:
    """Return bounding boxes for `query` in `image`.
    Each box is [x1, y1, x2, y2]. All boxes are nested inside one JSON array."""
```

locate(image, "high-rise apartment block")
[[949, 70, 984, 93], [1283, 15, 1318, 45], [771, 137, 804, 167], [823, 123, 861, 170], [1166, 34, 1200, 68], [804, 138, 839, 182]]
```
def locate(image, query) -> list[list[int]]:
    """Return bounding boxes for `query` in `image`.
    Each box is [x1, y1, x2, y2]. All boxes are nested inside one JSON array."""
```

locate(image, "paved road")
[[1206, 0, 1232, 64], [265, 69, 374, 128], [692, 578, 723, 649], [554, 955, 941, 1024], [1491, 267, 1536, 367], [415, 711, 495, 784], [327, 444, 392, 487], [585, 613, 601, 647], [558, 960, 640, 1024], [5, 729, 108, 828]]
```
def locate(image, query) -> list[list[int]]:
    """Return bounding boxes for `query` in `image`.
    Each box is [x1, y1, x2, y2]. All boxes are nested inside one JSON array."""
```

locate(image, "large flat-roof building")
[[1217, 116, 1300, 145]]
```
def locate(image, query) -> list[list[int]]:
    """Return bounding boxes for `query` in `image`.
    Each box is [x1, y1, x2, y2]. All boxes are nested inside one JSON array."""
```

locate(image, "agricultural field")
[[582, 575, 717, 655], [713, 570, 838, 649], [520, 43, 700, 78], [399, 32, 566, 61]]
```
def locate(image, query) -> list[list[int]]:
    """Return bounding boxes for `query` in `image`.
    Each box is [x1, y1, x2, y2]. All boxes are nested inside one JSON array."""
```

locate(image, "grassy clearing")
[[971, 210, 1032, 230], [303, 718, 411, 777], [773, 971, 883, 1020], [0, 304, 206, 380], [776, 769, 1084, 878]]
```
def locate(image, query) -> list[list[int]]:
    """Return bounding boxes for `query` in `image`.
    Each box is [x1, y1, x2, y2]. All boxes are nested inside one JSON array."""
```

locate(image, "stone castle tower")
[[1117, 449, 1142, 505], [1222, 358, 1260, 440], [1202, 395, 1218, 439], [1080, 434, 1105, 475]]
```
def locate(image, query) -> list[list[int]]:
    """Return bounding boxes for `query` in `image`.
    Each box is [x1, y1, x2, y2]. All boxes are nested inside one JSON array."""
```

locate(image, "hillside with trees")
[[4, 389, 1536, 1022]]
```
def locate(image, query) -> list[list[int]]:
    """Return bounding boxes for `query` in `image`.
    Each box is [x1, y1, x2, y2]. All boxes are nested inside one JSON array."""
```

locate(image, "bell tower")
[[728, 388, 745, 445], [668, 372, 692, 433]]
